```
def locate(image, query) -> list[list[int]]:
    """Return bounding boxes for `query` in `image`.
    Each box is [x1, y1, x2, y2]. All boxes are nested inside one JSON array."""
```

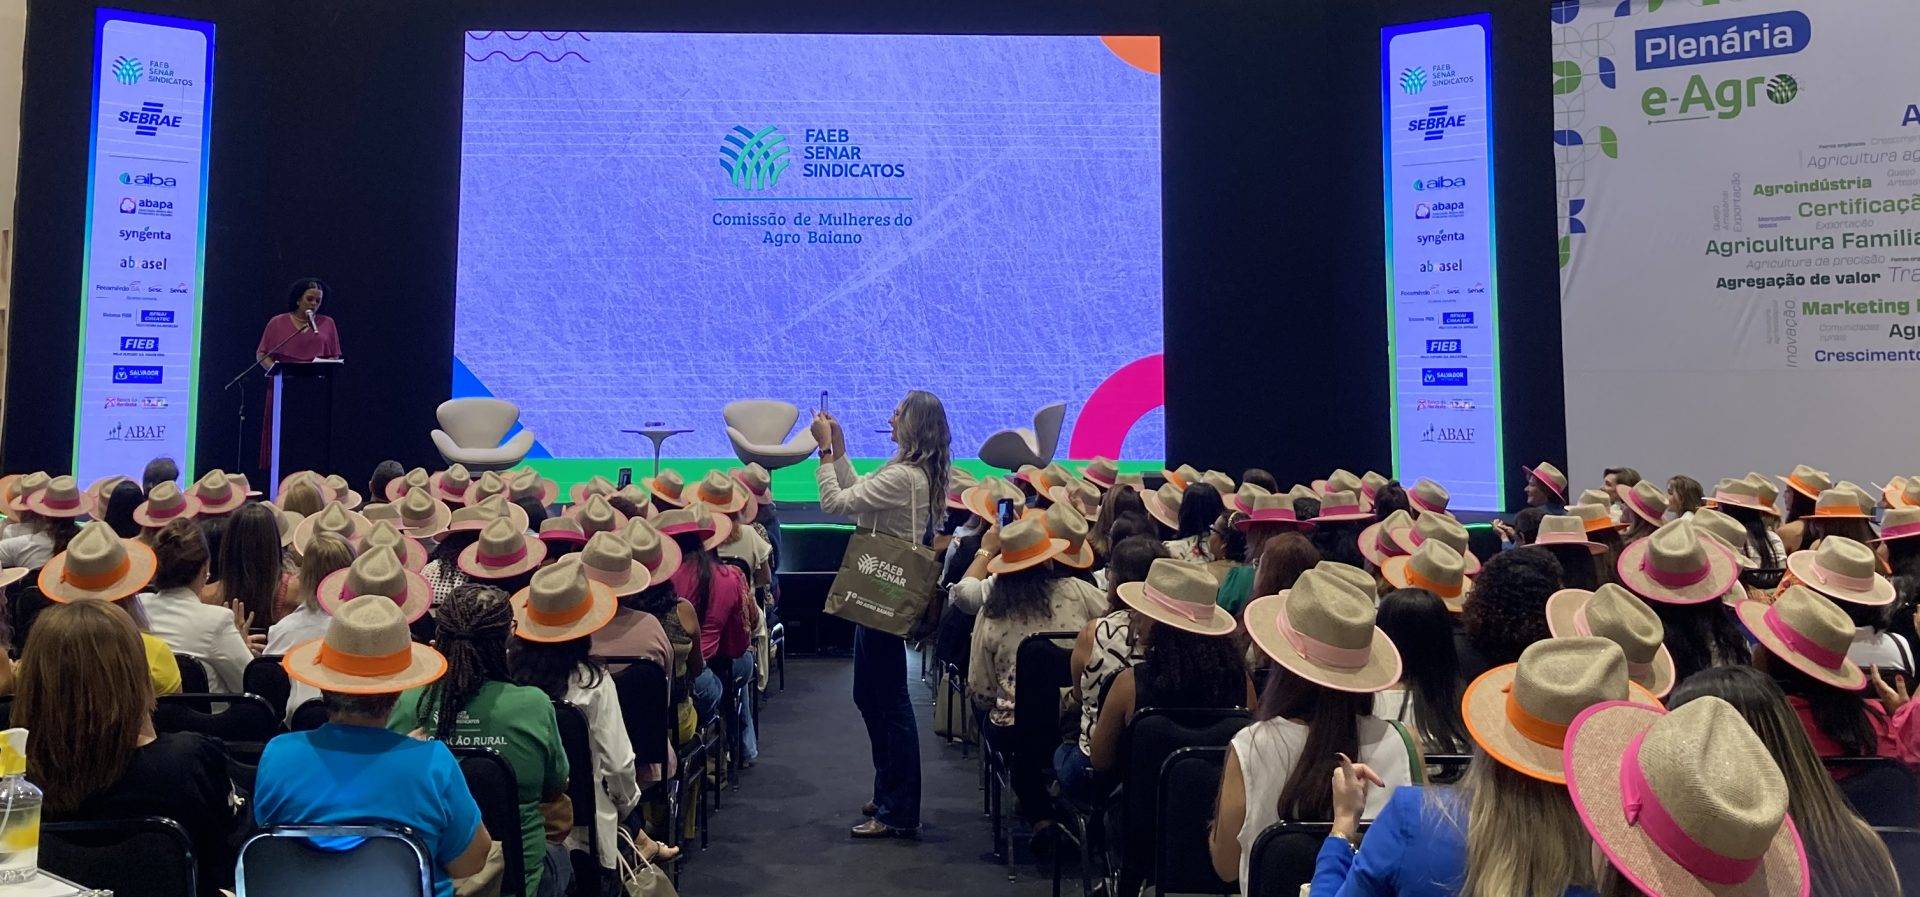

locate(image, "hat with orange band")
[[283, 594, 448, 695], [38, 521, 158, 603], [1806, 482, 1874, 520], [511, 555, 618, 643], [986, 517, 1068, 575], [1381, 539, 1473, 610], [1462, 636, 1659, 783]]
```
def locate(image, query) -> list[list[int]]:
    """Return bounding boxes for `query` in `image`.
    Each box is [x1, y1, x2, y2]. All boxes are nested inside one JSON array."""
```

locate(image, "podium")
[[266, 360, 341, 493]]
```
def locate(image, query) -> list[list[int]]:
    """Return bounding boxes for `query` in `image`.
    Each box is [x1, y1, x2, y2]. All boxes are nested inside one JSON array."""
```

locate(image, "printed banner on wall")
[[71, 9, 213, 484], [1555, 0, 1920, 486]]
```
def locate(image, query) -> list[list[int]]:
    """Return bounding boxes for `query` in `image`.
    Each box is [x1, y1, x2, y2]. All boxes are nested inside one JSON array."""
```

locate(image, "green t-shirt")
[[391, 679, 567, 890], [1216, 564, 1257, 615]]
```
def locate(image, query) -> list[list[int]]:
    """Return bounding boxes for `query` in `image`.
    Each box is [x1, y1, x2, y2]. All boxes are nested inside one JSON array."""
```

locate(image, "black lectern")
[[267, 360, 341, 493]]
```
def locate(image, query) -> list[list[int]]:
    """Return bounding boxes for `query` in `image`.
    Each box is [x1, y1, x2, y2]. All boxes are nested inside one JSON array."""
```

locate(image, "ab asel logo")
[[854, 553, 908, 587], [119, 336, 160, 353], [1416, 231, 1465, 247], [1635, 12, 1810, 71], [1407, 104, 1466, 142], [1421, 368, 1468, 387], [1413, 175, 1467, 192], [1418, 258, 1464, 273], [119, 101, 183, 137], [119, 171, 177, 188], [1642, 73, 1798, 121], [1420, 425, 1476, 444]]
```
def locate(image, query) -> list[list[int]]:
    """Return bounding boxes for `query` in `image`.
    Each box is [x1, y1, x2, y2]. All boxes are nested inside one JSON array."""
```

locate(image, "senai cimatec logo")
[[111, 55, 143, 86], [721, 125, 790, 191], [1400, 67, 1428, 95]]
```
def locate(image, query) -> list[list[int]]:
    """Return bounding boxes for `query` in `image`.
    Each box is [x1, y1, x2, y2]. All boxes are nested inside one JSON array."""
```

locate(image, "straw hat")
[[733, 463, 774, 507], [507, 468, 561, 506], [1357, 509, 1414, 568], [1579, 488, 1615, 509], [961, 476, 1022, 522], [1234, 491, 1312, 532], [0, 562, 28, 591], [186, 470, 247, 516], [292, 502, 370, 553], [643, 469, 688, 508], [316, 545, 431, 622], [1031, 463, 1078, 496], [1779, 464, 1832, 501], [384, 488, 452, 539], [510, 555, 618, 643], [86, 475, 132, 512], [385, 467, 432, 502], [1534, 514, 1606, 554], [1807, 482, 1874, 519], [1198, 470, 1236, 499], [1569, 502, 1626, 535], [1117, 559, 1235, 637], [946, 468, 979, 510], [1314, 561, 1377, 596], [27, 476, 95, 519], [567, 475, 617, 508], [654, 502, 731, 551], [568, 494, 630, 538], [1546, 585, 1675, 698], [1706, 477, 1778, 516], [278, 470, 335, 504], [1407, 478, 1449, 516], [1051, 478, 1103, 518], [464, 470, 508, 506], [1358, 471, 1390, 503], [1879, 476, 1920, 510], [1743, 473, 1782, 509], [37, 521, 158, 603], [1381, 540, 1473, 608], [1114, 472, 1147, 493], [4, 472, 50, 514], [1227, 482, 1270, 515], [446, 494, 531, 534], [1389, 511, 1482, 574], [282, 595, 447, 695], [1244, 568, 1401, 693], [1010, 464, 1041, 487], [1616, 519, 1740, 605], [1082, 457, 1119, 491], [361, 520, 427, 572], [1785, 535, 1893, 607], [322, 475, 363, 510], [1042, 502, 1095, 569], [1161, 464, 1201, 491], [274, 508, 303, 548], [986, 517, 1068, 575], [1143, 483, 1184, 530], [1564, 697, 1809, 897], [1321, 469, 1365, 503], [1736, 586, 1864, 691], [133, 481, 200, 528], [1314, 490, 1373, 523], [1522, 462, 1569, 501], [1873, 505, 1920, 543], [1618, 481, 1669, 527], [1688, 507, 1753, 569], [1462, 637, 1655, 783], [578, 531, 652, 597], [457, 517, 549, 580], [538, 517, 589, 547], [683, 470, 752, 519], [620, 517, 683, 582], [612, 485, 655, 516], [430, 464, 474, 505]]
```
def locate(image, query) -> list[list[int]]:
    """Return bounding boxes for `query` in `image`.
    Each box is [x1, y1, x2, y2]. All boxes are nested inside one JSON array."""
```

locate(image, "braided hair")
[[414, 583, 513, 741]]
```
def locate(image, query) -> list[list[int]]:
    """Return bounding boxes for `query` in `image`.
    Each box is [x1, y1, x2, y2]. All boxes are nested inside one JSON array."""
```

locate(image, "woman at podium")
[[256, 277, 342, 367]]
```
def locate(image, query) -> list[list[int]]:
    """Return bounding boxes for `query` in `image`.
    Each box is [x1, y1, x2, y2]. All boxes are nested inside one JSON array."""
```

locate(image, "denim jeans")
[[691, 652, 758, 762], [852, 625, 920, 829], [536, 841, 572, 897], [1053, 742, 1094, 804]]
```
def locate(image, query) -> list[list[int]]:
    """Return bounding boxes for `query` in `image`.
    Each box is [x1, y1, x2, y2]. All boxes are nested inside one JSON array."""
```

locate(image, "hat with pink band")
[[1116, 558, 1236, 637], [1243, 568, 1401, 693]]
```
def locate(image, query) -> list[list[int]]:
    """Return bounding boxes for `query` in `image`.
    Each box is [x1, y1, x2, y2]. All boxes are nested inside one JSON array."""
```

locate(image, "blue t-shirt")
[[254, 723, 484, 897], [1310, 787, 1595, 897]]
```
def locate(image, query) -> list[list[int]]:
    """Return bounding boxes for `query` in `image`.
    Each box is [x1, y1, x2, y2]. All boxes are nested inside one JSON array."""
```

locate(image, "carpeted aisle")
[[684, 655, 1059, 897]]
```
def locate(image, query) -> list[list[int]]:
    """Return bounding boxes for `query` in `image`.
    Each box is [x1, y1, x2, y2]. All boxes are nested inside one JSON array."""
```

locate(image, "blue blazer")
[[1310, 786, 1596, 897]]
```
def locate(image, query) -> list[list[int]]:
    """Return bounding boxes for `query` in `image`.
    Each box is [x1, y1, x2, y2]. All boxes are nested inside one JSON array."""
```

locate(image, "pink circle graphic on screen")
[[1068, 353, 1164, 460]]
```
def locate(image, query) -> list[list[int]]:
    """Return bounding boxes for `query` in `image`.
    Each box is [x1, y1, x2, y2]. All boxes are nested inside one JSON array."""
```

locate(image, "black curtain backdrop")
[[8, 0, 1565, 508]]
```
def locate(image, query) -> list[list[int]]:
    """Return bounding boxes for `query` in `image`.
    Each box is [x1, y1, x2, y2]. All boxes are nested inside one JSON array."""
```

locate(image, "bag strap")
[[1388, 719, 1426, 785]]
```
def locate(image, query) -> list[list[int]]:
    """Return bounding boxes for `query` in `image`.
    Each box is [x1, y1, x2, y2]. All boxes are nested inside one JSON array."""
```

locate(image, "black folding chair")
[[1116, 708, 1252, 897], [237, 824, 432, 897], [289, 698, 330, 731], [1826, 756, 1920, 827], [553, 700, 601, 868], [607, 657, 684, 864], [982, 631, 1075, 867], [1875, 826, 1920, 897], [1245, 820, 1371, 897], [173, 653, 212, 694], [1154, 746, 1235, 896], [453, 747, 527, 897], [243, 655, 292, 718], [154, 693, 283, 747], [42, 816, 196, 897], [768, 621, 786, 691]]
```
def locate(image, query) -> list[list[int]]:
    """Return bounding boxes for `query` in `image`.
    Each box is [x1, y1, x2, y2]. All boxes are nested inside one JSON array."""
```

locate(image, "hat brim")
[[1564, 701, 1811, 897], [512, 580, 619, 642], [1056, 541, 1096, 570], [38, 539, 159, 604], [1084, 469, 1117, 491], [1233, 514, 1314, 532], [447, 502, 532, 535], [133, 496, 203, 529], [1311, 509, 1376, 523], [1379, 555, 1471, 606], [1706, 495, 1781, 516], [0, 567, 27, 590], [641, 479, 688, 508], [583, 558, 654, 598], [1243, 592, 1402, 693], [1736, 599, 1866, 691], [1619, 485, 1668, 526], [293, 512, 372, 553], [1784, 552, 1895, 607], [457, 538, 550, 580], [1115, 580, 1236, 637], [1535, 533, 1608, 555], [986, 538, 1069, 575], [1544, 590, 1677, 698], [282, 637, 448, 695], [386, 478, 432, 502], [1356, 522, 1410, 569], [1778, 475, 1824, 501], [960, 486, 1002, 522], [639, 536, 684, 583], [1615, 537, 1741, 605], [316, 568, 434, 623], [393, 502, 454, 540], [26, 493, 96, 519], [429, 474, 474, 506], [1408, 495, 1447, 516], [1522, 466, 1568, 500], [1463, 664, 1660, 783], [538, 529, 589, 547]]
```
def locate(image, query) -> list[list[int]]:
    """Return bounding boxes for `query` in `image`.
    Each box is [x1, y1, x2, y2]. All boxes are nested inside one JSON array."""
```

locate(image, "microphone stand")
[[223, 317, 313, 475]]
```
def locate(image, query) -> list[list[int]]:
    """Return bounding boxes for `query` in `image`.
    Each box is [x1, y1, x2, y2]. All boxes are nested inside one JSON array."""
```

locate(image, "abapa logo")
[[1400, 67, 1428, 95], [112, 56, 143, 86], [721, 125, 790, 192]]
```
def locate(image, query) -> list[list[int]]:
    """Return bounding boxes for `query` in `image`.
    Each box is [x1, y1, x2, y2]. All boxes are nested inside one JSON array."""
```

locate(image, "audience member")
[[141, 456, 181, 492], [368, 459, 406, 506], [139, 518, 253, 692], [1666, 473, 1704, 518], [1741, 584, 1920, 766], [1458, 546, 1561, 681], [207, 501, 289, 628], [102, 479, 146, 538], [663, 504, 757, 762], [1617, 518, 1748, 683], [1060, 535, 1165, 800], [1372, 587, 1469, 753], [30, 521, 180, 695]]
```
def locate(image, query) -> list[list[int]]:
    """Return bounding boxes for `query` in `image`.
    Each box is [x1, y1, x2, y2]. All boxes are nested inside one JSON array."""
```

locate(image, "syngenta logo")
[[721, 125, 790, 191], [1399, 67, 1428, 95], [1635, 12, 1811, 71], [855, 553, 908, 587], [111, 56, 143, 86], [1643, 73, 1798, 121]]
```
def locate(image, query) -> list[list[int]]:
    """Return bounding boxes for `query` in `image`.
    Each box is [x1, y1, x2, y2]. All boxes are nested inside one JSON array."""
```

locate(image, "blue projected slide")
[[453, 33, 1165, 462]]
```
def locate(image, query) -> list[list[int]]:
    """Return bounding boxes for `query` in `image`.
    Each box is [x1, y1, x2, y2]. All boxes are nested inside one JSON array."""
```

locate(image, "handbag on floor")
[[617, 826, 678, 897], [824, 528, 940, 638]]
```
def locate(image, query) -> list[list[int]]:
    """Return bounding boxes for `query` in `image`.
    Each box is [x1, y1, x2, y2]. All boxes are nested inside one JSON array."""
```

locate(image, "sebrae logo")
[[119, 101, 183, 137], [721, 125, 790, 191], [855, 553, 908, 587], [111, 56, 143, 86], [1408, 104, 1466, 142], [1642, 73, 1798, 122], [1399, 67, 1428, 95]]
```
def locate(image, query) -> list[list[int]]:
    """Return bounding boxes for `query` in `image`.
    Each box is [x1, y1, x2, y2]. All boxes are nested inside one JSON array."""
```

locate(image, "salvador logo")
[[721, 125, 790, 191], [1400, 67, 1428, 95], [112, 56, 143, 86]]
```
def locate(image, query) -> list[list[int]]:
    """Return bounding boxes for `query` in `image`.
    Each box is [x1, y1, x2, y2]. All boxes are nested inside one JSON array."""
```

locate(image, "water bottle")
[[0, 728, 41, 884]]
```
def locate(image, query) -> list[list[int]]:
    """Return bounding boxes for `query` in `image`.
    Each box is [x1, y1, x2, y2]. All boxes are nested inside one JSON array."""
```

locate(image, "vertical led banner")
[[1382, 14, 1502, 510], [72, 9, 213, 483]]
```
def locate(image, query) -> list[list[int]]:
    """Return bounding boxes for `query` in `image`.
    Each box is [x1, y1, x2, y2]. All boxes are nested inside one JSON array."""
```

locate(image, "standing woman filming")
[[813, 390, 951, 840]]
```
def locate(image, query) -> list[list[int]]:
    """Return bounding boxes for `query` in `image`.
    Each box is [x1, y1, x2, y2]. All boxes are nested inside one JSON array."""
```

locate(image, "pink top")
[[257, 312, 341, 362], [670, 560, 749, 661], [1788, 694, 1920, 769]]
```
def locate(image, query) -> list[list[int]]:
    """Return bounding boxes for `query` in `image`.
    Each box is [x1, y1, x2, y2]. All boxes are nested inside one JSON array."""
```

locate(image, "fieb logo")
[[1642, 73, 1798, 121], [119, 336, 160, 353], [1407, 104, 1466, 142], [112, 365, 163, 384], [1413, 175, 1467, 192], [1421, 368, 1468, 387], [1425, 339, 1463, 355], [1635, 12, 1810, 71], [140, 310, 175, 324], [118, 101, 183, 137]]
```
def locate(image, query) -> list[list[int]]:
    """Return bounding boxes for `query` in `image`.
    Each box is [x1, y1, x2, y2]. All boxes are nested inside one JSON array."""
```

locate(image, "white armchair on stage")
[[978, 402, 1066, 472], [431, 398, 536, 471], [724, 399, 819, 470]]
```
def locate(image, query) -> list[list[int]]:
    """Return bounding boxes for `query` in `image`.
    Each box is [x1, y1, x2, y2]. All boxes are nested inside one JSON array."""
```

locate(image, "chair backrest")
[[453, 747, 527, 897], [1031, 402, 1068, 462], [154, 693, 284, 746], [1123, 707, 1251, 878], [289, 697, 330, 732], [238, 825, 432, 897], [174, 653, 211, 694], [1246, 821, 1372, 897], [1828, 756, 1920, 827], [552, 700, 599, 859], [435, 398, 521, 448], [245, 655, 292, 717], [1155, 746, 1235, 896], [607, 657, 672, 766], [723, 399, 800, 445], [1875, 826, 1920, 897], [42, 816, 196, 897], [1011, 631, 1076, 756]]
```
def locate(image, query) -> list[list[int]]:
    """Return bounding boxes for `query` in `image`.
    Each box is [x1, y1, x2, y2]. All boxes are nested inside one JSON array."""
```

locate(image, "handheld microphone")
[[305, 309, 317, 332]]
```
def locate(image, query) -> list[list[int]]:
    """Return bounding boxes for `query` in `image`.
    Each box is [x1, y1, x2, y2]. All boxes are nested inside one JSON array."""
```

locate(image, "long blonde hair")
[[17, 601, 155, 814], [892, 389, 951, 539], [296, 533, 355, 612], [1433, 751, 1596, 897], [279, 481, 325, 517]]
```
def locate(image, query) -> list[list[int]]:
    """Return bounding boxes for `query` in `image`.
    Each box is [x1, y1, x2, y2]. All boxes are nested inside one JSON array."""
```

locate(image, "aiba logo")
[[1408, 104, 1467, 142], [1413, 175, 1467, 192], [119, 171, 177, 188]]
